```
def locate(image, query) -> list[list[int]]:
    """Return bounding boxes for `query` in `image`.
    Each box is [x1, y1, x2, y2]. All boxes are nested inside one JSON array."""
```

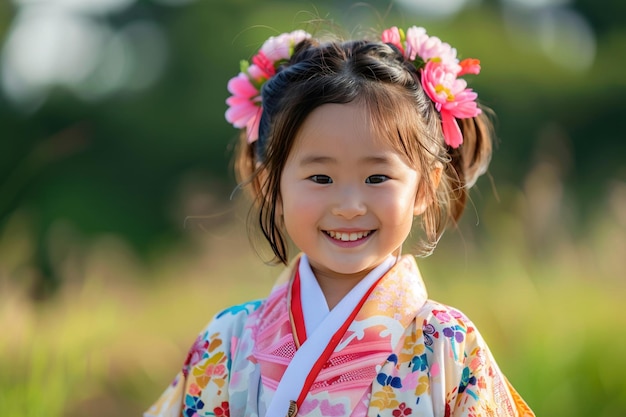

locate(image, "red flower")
[[214, 401, 230, 417], [392, 402, 413, 417], [251, 51, 275, 79], [458, 58, 481, 76]]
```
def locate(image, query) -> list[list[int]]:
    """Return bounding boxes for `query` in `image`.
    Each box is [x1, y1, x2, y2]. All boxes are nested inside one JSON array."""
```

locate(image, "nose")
[[330, 185, 367, 219]]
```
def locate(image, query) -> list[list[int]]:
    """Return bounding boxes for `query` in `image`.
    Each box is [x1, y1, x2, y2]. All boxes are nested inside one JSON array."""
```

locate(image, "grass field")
[[1, 184, 625, 416]]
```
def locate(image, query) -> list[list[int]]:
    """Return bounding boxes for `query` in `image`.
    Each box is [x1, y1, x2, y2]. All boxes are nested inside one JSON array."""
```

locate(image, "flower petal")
[[382, 26, 404, 53], [458, 58, 481, 76], [245, 109, 261, 143], [441, 112, 463, 148], [227, 73, 258, 98], [225, 101, 258, 127]]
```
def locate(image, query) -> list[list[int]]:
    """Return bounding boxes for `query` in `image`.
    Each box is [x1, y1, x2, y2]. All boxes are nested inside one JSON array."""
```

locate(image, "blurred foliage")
[[1, 0, 625, 416]]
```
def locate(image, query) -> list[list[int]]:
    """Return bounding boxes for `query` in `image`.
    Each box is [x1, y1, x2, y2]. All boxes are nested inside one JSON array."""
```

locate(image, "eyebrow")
[[299, 155, 336, 165], [298, 155, 393, 165]]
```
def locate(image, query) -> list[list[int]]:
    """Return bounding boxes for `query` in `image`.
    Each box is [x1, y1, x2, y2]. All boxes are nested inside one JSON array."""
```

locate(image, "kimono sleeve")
[[144, 301, 262, 417], [422, 302, 534, 417]]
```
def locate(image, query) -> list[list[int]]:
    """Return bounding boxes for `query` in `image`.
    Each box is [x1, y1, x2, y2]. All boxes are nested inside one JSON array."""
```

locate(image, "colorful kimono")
[[145, 255, 534, 417]]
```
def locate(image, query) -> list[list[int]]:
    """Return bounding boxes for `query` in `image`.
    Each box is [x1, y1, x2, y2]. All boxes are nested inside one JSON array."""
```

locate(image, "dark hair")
[[235, 38, 493, 264]]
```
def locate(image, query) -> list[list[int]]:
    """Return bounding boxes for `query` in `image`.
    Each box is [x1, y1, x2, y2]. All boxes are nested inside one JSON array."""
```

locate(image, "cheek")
[[281, 187, 321, 224], [378, 189, 419, 221], [282, 200, 322, 246]]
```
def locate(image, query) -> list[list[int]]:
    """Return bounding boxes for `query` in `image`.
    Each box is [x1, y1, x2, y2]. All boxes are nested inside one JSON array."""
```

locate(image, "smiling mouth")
[[324, 230, 373, 242]]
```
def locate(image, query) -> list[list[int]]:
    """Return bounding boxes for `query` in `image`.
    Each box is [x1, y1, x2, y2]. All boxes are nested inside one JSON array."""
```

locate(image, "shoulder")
[[414, 302, 534, 416], [205, 300, 264, 339], [417, 299, 477, 333], [181, 300, 264, 376], [214, 300, 264, 324], [415, 300, 485, 364]]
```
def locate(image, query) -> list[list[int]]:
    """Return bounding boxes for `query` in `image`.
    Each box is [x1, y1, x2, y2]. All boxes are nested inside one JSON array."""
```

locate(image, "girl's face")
[[279, 102, 426, 283]]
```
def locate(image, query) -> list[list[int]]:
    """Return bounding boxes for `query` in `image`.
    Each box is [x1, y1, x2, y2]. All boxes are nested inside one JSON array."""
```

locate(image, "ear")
[[413, 166, 442, 216]]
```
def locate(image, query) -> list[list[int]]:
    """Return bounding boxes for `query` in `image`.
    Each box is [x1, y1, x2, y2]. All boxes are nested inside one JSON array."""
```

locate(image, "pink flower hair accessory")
[[225, 30, 311, 143], [381, 26, 482, 148]]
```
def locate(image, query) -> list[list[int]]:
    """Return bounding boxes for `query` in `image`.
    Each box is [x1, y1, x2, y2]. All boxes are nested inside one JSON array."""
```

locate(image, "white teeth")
[[327, 231, 370, 241]]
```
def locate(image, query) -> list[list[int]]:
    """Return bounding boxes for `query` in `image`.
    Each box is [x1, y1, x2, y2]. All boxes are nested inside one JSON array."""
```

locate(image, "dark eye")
[[365, 175, 389, 184], [308, 175, 333, 184]]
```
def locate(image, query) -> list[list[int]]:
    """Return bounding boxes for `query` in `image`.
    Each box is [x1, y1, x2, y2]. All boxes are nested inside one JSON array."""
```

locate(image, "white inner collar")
[[267, 254, 399, 417], [298, 254, 397, 336]]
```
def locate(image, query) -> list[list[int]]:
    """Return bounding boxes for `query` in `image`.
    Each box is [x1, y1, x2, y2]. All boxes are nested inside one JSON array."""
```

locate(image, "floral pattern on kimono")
[[145, 255, 534, 417], [368, 303, 534, 416]]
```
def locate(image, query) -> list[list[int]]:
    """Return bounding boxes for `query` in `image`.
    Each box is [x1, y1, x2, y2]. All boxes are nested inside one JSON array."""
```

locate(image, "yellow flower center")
[[435, 84, 455, 102]]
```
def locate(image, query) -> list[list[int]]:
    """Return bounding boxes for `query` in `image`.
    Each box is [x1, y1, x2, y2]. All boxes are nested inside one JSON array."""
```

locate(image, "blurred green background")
[[1, 0, 625, 416]]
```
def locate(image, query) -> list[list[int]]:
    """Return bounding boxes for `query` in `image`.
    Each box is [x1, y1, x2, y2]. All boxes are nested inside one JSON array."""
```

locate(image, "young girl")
[[145, 25, 534, 417]]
